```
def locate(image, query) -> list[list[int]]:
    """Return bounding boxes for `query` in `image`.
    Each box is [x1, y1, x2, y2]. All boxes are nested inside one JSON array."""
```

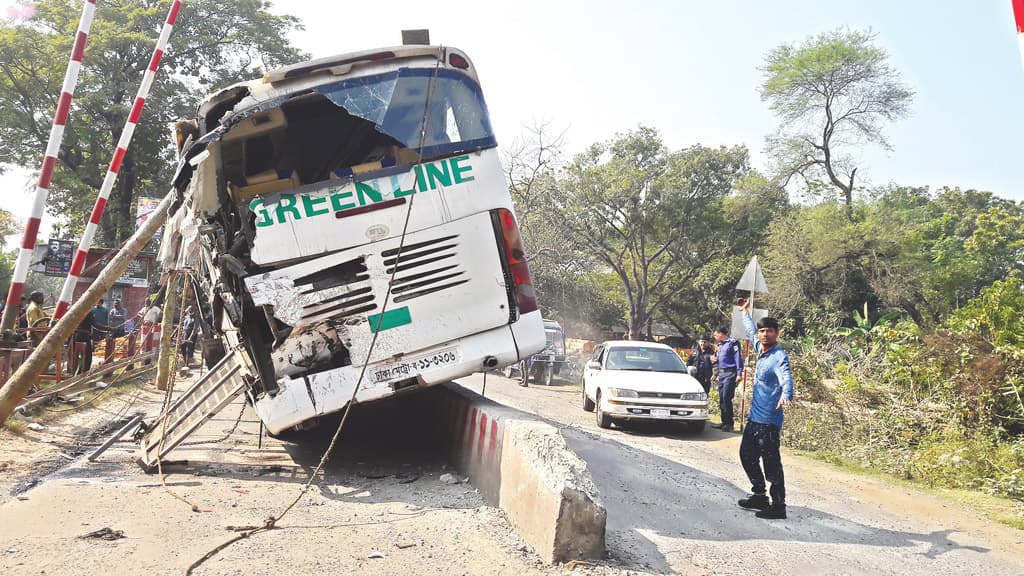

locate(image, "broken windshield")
[[314, 68, 497, 157]]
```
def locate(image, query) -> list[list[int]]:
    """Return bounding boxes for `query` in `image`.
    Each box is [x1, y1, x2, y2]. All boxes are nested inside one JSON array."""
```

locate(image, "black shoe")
[[737, 494, 770, 510], [712, 423, 733, 431], [755, 503, 787, 519]]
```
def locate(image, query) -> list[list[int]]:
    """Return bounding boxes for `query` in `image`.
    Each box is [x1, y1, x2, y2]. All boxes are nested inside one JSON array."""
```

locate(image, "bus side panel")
[[248, 148, 510, 266]]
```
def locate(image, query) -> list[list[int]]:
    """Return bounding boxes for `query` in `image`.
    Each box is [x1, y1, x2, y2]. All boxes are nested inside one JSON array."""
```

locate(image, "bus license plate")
[[371, 348, 460, 384], [650, 409, 671, 418]]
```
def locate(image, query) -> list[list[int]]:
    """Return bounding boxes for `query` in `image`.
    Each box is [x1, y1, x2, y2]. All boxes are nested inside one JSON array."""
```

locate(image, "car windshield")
[[544, 329, 565, 354], [605, 347, 686, 372], [314, 68, 497, 157]]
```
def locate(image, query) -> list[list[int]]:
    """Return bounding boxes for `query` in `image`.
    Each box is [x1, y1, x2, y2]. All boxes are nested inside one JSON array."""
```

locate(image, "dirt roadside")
[[0, 374, 636, 576]]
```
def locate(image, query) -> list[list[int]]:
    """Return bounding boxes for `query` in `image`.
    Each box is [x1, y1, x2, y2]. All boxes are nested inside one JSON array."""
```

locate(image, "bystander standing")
[[712, 325, 743, 431]]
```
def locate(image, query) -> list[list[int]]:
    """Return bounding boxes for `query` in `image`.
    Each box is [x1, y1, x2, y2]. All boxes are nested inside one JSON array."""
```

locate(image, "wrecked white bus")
[[161, 43, 545, 435]]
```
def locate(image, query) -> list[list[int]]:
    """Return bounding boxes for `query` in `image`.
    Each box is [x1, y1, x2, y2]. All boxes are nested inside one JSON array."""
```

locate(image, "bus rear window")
[[315, 68, 496, 157]]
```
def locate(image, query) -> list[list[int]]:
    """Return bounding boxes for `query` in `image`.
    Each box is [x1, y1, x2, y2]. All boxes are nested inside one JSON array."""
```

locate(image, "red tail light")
[[496, 208, 538, 315], [449, 53, 470, 69]]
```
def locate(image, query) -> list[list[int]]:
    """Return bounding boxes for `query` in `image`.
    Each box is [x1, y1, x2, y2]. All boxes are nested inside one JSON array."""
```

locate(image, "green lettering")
[[414, 165, 427, 192], [391, 175, 416, 198], [275, 194, 302, 224], [330, 187, 356, 211], [451, 155, 475, 183], [355, 181, 382, 205], [301, 194, 329, 217], [425, 161, 452, 190], [250, 199, 273, 228]]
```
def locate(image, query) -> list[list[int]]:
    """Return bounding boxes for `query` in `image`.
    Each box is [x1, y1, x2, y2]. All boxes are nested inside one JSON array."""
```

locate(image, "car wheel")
[[582, 382, 595, 412], [595, 390, 612, 429], [685, 420, 706, 434]]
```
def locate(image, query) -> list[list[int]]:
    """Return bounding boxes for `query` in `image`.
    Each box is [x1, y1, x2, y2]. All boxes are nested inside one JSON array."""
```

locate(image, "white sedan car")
[[582, 341, 709, 432]]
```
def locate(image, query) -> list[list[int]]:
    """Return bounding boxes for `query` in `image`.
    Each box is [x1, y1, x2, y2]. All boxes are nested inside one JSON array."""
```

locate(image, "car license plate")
[[650, 408, 671, 418], [371, 348, 460, 383]]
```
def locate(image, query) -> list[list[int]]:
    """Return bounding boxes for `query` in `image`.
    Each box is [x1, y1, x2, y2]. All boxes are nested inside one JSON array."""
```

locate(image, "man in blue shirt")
[[92, 299, 110, 341], [735, 298, 794, 519], [712, 325, 743, 431]]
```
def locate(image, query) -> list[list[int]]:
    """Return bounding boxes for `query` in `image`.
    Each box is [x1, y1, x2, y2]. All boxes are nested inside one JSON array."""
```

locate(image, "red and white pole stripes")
[[1014, 0, 1024, 67], [53, 0, 184, 321], [0, 0, 97, 334]]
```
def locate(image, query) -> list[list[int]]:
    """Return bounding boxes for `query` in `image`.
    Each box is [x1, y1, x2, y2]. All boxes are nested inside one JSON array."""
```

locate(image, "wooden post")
[[155, 270, 182, 391], [0, 191, 173, 425]]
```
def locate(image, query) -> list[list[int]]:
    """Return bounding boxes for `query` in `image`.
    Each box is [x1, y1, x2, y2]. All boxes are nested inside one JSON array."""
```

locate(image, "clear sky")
[[2, 0, 1023, 242]]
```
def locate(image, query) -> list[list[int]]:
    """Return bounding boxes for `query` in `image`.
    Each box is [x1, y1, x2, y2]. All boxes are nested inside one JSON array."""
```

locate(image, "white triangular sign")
[[736, 255, 769, 293]]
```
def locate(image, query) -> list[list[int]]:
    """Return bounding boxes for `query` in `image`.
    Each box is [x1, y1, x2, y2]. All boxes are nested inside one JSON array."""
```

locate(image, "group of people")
[[6, 292, 200, 373], [686, 300, 795, 520]]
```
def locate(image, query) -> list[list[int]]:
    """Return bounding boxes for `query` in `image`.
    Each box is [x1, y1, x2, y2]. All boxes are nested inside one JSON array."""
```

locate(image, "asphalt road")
[[456, 372, 1024, 576]]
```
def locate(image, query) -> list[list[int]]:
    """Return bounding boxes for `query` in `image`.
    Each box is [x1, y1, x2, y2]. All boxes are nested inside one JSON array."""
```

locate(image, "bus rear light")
[[495, 208, 538, 315], [449, 53, 470, 69]]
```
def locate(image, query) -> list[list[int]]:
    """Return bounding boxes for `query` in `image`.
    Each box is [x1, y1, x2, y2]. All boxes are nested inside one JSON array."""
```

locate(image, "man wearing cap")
[[712, 325, 744, 431]]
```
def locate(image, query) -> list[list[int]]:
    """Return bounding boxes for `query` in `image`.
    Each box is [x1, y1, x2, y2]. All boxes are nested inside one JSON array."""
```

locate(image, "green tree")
[[0, 209, 18, 249], [0, 0, 307, 246], [760, 28, 913, 215], [551, 127, 749, 338], [659, 171, 790, 337]]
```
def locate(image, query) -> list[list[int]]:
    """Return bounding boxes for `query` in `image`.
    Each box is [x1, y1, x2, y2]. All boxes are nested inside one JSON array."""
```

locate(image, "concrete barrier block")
[[500, 421, 606, 563], [433, 383, 606, 564]]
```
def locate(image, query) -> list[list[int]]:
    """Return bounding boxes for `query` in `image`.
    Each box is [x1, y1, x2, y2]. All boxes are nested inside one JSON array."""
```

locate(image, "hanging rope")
[[185, 56, 446, 576]]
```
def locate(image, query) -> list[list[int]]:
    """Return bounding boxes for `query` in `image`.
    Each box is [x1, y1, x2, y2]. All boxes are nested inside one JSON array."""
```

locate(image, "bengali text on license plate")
[[372, 349, 460, 383]]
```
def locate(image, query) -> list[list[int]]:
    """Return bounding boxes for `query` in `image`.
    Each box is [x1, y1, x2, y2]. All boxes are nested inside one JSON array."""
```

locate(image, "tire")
[[582, 382, 595, 412], [595, 390, 612, 429], [685, 420, 707, 434]]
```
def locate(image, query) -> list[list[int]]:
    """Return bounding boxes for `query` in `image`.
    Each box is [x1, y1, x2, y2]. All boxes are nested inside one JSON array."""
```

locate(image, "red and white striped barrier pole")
[[1014, 0, 1024, 67], [52, 0, 183, 320], [0, 0, 97, 335]]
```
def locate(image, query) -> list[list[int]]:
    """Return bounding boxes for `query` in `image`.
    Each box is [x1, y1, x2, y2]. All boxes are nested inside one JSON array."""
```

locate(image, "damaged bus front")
[[162, 45, 544, 434]]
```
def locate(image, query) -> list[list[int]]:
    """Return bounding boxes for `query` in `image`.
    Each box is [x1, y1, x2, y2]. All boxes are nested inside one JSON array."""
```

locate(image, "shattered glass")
[[314, 68, 496, 155]]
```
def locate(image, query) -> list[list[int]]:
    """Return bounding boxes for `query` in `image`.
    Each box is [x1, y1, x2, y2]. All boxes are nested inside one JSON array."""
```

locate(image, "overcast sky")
[[2, 0, 1023, 241]]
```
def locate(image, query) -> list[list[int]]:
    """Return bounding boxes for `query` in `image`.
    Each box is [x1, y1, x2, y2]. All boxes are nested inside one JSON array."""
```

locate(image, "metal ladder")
[[138, 350, 248, 470]]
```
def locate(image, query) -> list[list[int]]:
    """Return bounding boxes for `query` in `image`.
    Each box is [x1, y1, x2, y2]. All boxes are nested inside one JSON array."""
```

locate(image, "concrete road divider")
[[430, 382, 606, 564]]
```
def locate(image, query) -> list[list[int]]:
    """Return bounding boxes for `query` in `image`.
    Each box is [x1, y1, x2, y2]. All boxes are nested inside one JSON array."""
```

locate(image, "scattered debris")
[[397, 473, 420, 484], [256, 465, 284, 476], [439, 473, 465, 485], [16, 496, 28, 501], [565, 559, 597, 570], [79, 527, 125, 541], [367, 550, 386, 559], [233, 489, 249, 495], [27, 423, 45, 432], [95, 382, 109, 389], [396, 542, 418, 549]]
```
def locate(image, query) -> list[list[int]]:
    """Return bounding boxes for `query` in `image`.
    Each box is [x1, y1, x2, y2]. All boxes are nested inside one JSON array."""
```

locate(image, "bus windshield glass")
[[314, 68, 497, 158]]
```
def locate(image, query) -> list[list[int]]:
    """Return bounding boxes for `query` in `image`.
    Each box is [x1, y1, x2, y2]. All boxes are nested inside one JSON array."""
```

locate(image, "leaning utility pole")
[[0, 191, 174, 425]]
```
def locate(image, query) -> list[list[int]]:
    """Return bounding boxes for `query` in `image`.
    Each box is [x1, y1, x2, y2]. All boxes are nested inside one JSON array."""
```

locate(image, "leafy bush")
[[784, 275, 1024, 502]]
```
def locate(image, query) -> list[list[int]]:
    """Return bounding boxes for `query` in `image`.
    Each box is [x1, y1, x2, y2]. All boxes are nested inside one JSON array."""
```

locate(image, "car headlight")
[[680, 392, 707, 401], [608, 387, 639, 398]]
